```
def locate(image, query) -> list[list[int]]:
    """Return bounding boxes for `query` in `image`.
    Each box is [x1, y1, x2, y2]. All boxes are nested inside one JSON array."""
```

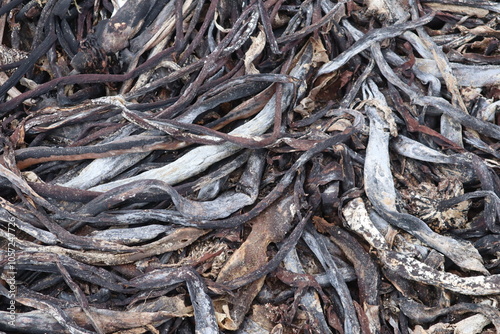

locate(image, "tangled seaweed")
[[0, 0, 500, 333]]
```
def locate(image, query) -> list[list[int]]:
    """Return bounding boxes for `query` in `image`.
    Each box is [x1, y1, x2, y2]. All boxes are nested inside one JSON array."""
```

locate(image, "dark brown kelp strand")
[[1, 1, 500, 333], [0, 33, 57, 99]]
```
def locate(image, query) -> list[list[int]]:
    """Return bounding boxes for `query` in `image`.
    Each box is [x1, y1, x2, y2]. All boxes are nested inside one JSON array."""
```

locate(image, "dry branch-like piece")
[[1, 0, 500, 333], [343, 198, 500, 296]]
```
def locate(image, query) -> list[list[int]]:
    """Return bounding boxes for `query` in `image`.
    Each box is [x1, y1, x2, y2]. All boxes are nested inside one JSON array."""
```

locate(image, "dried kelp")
[[1, 0, 500, 333], [213, 194, 296, 330]]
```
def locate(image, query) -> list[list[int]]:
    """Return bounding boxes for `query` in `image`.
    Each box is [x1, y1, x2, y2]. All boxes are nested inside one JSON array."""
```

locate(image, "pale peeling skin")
[[382, 252, 500, 296], [343, 198, 388, 251], [343, 198, 500, 296], [362, 84, 487, 274]]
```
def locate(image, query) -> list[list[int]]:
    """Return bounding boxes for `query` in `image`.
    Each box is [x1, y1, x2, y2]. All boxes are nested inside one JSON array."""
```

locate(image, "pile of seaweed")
[[0, 0, 499, 333]]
